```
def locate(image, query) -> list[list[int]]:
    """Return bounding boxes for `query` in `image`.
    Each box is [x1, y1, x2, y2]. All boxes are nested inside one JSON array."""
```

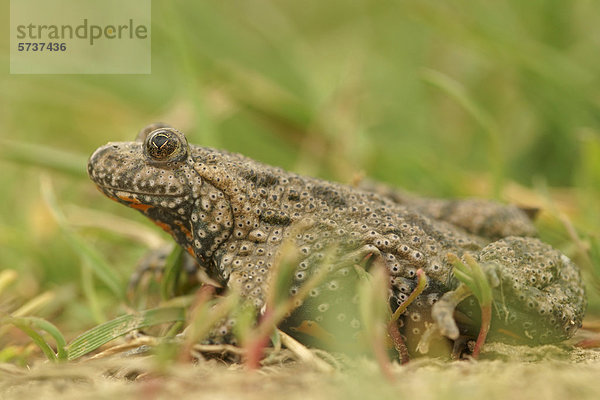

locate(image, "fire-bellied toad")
[[87, 125, 586, 353]]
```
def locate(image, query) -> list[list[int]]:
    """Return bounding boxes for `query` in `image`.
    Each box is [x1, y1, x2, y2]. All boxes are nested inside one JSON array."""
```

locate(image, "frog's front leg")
[[198, 240, 275, 344], [127, 245, 219, 305], [213, 231, 384, 350], [206, 233, 307, 343]]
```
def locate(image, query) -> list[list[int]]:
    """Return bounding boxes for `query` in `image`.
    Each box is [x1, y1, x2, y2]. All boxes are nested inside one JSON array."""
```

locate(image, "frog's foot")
[[431, 283, 473, 341], [202, 316, 240, 346]]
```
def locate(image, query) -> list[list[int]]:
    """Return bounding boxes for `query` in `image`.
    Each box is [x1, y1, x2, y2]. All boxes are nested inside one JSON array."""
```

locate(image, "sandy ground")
[[1, 343, 599, 400]]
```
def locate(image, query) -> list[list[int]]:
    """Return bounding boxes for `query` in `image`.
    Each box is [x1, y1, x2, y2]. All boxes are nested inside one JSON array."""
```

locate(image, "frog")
[[87, 124, 586, 355]]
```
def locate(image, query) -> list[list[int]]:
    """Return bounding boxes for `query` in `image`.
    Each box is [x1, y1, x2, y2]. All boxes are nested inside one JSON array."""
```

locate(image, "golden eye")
[[136, 122, 172, 142], [144, 128, 187, 162]]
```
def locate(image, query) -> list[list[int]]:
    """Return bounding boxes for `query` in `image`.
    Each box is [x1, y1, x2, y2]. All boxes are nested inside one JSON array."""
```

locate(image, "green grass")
[[1, 0, 600, 396]]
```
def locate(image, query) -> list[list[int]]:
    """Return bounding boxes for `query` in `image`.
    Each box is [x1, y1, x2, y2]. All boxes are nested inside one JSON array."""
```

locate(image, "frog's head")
[[87, 124, 234, 262]]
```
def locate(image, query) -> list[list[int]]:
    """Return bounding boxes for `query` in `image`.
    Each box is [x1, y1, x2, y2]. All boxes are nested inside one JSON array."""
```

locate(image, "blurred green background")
[[1, 0, 599, 346]]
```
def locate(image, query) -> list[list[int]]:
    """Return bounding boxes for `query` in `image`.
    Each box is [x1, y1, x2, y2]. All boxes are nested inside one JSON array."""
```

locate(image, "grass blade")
[[421, 69, 504, 197], [41, 176, 124, 300], [66, 306, 186, 360], [160, 246, 185, 301], [448, 253, 493, 358], [4, 316, 67, 362], [0, 139, 88, 178]]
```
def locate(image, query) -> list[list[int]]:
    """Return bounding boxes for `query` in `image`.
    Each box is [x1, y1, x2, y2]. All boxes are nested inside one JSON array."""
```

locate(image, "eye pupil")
[[152, 134, 169, 149]]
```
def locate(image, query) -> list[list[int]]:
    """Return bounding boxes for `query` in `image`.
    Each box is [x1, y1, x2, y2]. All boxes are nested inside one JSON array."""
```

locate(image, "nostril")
[[112, 145, 118, 149]]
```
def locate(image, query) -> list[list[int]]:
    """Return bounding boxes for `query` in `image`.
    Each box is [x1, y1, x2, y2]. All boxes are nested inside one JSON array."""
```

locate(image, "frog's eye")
[[136, 122, 172, 142], [145, 128, 187, 162]]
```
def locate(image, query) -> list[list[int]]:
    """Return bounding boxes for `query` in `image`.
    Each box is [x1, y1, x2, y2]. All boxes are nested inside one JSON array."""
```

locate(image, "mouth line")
[[96, 184, 185, 198]]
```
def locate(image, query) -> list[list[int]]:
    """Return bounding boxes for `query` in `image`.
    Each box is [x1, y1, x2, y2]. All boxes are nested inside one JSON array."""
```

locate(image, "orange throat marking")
[[152, 220, 173, 235], [115, 193, 154, 212], [174, 220, 194, 241], [186, 245, 195, 257]]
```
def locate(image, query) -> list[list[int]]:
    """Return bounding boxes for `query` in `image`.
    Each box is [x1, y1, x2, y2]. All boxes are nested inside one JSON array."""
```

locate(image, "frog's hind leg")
[[459, 236, 585, 345], [360, 180, 537, 239], [412, 199, 537, 240]]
